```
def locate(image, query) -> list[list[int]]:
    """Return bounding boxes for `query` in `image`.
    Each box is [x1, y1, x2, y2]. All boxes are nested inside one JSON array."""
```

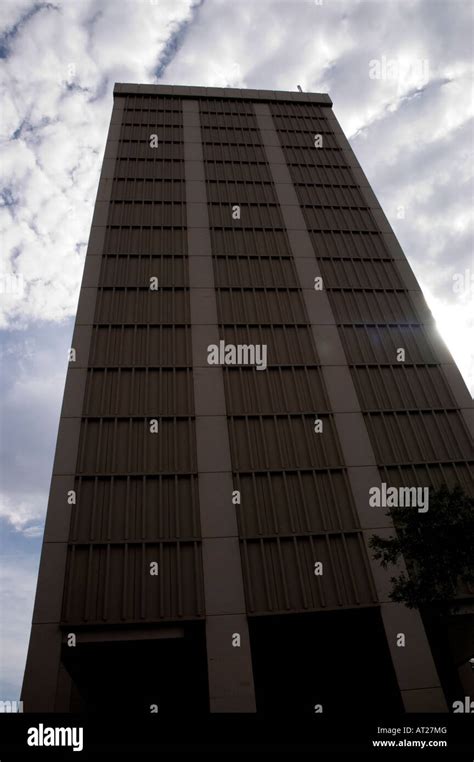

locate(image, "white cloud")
[[0, 493, 45, 537], [0, 0, 197, 328]]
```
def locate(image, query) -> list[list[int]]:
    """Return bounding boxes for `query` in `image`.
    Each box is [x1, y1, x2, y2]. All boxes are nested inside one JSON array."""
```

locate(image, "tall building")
[[22, 84, 473, 715]]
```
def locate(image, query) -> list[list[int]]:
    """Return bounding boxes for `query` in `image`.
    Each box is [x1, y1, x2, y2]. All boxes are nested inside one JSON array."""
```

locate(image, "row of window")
[[98, 253, 304, 289], [74, 411, 471, 476], [282, 146, 348, 168], [63, 540, 204, 623], [75, 414, 344, 474], [123, 96, 182, 111], [88, 323, 442, 367], [69, 474, 201, 542], [206, 181, 279, 204], [97, 253, 405, 291], [328, 289, 422, 324], [122, 111, 183, 126], [92, 287, 428, 333], [205, 159, 355, 186], [200, 112, 258, 130], [213, 255, 298, 288], [84, 368, 194, 417], [340, 324, 440, 365], [270, 102, 329, 119], [106, 201, 291, 228], [107, 180, 369, 208], [293, 184, 366, 207], [104, 226, 187, 253], [123, 97, 276, 116], [241, 533, 375, 614], [121, 93, 331, 119], [110, 178, 185, 203], [111, 138, 343, 159], [108, 178, 300, 205], [69, 466, 420, 542], [90, 324, 192, 366], [112, 158, 359, 185], [309, 230, 389, 259], [119, 126, 184, 142], [108, 196, 370, 223], [235, 469, 359, 536], [63, 527, 381, 623], [99, 254, 189, 287], [83, 351, 458, 418], [367, 410, 471, 465], [302, 206, 376, 232], [379, 462, 474, 494], [318, 257, 403, 290], [94, 288, 190, 324], [77, 416, 198, 473], [108, 203, 186, 227], [351, 365, 456, 411], [122, 95, 326, 115], [105, 208, 377, 232], [118, 124, 342, 149], [114, 158, 184, 180], [116, 143, 184, 161], [114, 140, 350, 166], [120, 105, 331, 133], [214, 255, 404, 290], [81, 364, 458, 419], [205, 128, 341, 151], [271, 115, 333, 132], [223, 366, 329, 415], [206, 112, 331, 132], [199, 101, 258, 115], [208, 228, 387, 257]]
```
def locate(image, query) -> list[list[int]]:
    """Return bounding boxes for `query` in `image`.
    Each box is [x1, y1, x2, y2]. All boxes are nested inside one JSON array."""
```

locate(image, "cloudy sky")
[[0, 0, 473, 701]]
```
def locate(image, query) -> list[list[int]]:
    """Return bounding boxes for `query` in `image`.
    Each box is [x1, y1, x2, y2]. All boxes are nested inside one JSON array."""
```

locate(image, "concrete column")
[[21, 95, 124, 711], [182, 100, 256, 712], [255, 102, 447, 712]]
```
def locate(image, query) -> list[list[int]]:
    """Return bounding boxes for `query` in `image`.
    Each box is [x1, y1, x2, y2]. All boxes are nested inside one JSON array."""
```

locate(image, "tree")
[[369, 485, 474, 612]]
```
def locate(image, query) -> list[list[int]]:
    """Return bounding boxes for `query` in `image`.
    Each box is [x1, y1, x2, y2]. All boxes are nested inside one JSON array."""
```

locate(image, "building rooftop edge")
[[113, 82, 333, 106]]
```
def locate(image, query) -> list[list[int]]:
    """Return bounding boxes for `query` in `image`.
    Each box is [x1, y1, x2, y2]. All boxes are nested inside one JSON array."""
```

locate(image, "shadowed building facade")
[[22, 84, 473, 715]]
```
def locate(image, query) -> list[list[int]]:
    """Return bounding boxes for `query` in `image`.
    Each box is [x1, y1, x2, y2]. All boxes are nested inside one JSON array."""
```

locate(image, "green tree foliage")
[[369, 485, 474, 610]]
